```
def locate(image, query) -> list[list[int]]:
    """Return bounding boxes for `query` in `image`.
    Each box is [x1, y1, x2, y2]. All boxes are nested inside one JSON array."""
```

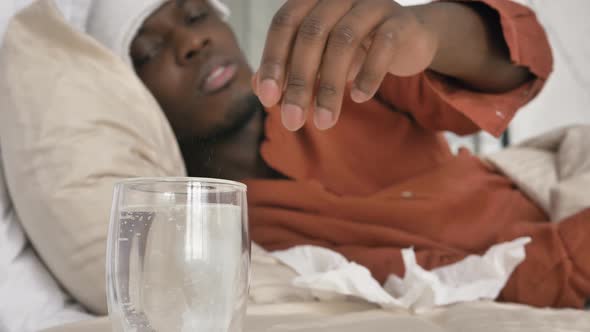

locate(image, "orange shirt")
[[246, 0, 590, 308]]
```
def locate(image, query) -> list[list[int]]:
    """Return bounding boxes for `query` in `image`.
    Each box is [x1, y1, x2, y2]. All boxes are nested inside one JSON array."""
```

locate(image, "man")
[[87, 0, 590, 308]]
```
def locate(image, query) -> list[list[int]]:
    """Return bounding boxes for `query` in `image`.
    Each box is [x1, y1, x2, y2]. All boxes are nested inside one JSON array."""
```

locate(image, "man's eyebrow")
[[175, 0, 188, 7]]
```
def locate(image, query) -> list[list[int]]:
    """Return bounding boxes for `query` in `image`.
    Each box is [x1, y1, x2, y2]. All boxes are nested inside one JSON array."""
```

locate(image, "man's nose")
[[175, 29, 211, 65]]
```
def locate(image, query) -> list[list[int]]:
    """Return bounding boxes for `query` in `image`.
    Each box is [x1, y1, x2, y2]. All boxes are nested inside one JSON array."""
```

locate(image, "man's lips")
[[199, 62, 238, 95]]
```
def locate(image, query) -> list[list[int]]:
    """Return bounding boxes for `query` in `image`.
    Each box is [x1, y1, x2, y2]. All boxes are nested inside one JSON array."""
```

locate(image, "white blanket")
[[486, 125, 590, 221]]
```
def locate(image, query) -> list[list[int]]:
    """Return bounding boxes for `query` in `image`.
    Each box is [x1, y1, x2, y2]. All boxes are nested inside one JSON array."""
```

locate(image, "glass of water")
[[106, 178, 250, 332]]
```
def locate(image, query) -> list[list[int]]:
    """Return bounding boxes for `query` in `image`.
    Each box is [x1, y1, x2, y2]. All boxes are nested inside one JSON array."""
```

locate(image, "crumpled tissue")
[[271, 237, 531, 312]]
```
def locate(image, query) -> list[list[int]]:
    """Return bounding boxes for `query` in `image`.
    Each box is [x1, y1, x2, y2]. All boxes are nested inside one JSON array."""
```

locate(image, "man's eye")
[[186, 10, 208, 24], [134, 47, 160, 68], [134, 54, 153, 67]]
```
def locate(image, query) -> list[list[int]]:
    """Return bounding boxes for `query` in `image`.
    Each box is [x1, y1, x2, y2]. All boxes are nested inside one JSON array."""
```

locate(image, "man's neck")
[[180, 108, 277, 181]]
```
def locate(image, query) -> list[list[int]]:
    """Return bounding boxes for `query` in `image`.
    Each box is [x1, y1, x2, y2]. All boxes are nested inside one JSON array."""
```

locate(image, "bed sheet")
[[43, 301, 590, 332], [43, 244, 590, 332]]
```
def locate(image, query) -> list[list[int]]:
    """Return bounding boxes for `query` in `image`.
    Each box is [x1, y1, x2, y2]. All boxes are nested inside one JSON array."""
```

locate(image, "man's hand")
[[253, 0, 438, 131], [253, 1, 533, 132]]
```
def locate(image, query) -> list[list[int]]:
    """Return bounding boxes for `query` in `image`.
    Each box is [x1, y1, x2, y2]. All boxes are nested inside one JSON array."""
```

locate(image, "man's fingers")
[[347, 42, 369, 83], [257, 0, 318, 108], [314, 0, 394, 130], [259, 0, 422, 131], [282, 0, 354, 131], [351, 20, 401, 103]]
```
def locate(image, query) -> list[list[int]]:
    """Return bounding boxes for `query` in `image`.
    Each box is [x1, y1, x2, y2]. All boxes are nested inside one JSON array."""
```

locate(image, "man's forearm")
[[410, 1, 532, 93]]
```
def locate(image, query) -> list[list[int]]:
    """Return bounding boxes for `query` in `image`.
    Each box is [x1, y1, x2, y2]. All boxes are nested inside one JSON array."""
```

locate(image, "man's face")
[[131, 0, 254, 140]]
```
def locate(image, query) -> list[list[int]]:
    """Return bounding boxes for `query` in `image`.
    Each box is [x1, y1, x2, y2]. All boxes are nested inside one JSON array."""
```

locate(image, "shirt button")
[[495, 110, 506, 119], [401, 191, 414, 199]]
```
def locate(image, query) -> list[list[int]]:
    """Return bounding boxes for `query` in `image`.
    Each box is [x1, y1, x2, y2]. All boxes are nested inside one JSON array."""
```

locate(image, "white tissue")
[[271, 237, 531, 312]]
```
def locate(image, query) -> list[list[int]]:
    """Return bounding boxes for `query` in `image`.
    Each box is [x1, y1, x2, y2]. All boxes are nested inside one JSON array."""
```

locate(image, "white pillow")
[[0, 0, 185, 314], [0, 1, 131, 327], [0, 2, 93, 322], [0, 149, 25, 278], [53, 0, 92, 31], [1, 0, 92, 52], [0, 150, 92, 332]]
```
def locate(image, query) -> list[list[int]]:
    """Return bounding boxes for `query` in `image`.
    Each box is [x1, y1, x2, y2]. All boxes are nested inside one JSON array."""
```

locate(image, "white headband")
[[85, 0, 230, 65]]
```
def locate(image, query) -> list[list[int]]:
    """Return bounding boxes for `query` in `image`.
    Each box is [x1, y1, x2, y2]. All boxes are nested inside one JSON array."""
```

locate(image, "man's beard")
[[180, 93, 265, 148], [178, 93, 268, 179]]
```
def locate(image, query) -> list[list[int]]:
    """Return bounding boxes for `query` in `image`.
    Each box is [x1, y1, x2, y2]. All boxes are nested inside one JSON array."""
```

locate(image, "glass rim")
[[114, 177, 247, 191]]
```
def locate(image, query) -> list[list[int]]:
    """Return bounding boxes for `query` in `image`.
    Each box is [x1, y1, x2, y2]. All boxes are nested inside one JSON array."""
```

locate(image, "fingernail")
[[259, 79, 280, 107], [314, 107, 335, 130], [281, 104, 305, 131], [351, 87, 370, 103]]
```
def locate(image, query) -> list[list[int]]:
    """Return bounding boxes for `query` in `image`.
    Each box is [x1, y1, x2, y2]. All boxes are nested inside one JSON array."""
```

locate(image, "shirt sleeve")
[[377, 0, 553, 137]]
